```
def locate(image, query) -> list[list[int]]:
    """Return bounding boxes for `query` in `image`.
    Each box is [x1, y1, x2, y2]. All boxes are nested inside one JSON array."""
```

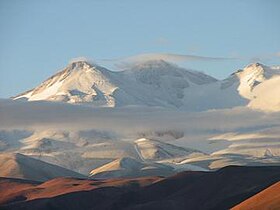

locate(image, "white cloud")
[[117, 53, 234, 63], [1, 99, 279, 135], [97, 53, 236, 70]]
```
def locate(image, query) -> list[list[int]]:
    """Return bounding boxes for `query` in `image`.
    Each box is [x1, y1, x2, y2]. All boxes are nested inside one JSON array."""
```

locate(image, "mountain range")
[[13, 60, 280, 112]]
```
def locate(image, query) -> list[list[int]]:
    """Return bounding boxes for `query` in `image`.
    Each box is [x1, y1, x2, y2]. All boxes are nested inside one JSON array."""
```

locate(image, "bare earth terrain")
[[1, 166, 279, 210]]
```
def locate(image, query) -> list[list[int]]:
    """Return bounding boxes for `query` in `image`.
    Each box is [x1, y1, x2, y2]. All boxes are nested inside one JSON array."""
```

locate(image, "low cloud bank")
[[1, 99, 279, 136]]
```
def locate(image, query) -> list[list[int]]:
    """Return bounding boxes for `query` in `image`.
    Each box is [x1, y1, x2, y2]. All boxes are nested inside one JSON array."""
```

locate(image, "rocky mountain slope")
[[0, 153, 85, 181], [1, 166, 279, 210]]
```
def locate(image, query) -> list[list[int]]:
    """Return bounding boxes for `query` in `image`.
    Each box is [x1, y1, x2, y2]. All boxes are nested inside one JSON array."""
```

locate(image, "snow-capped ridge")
[[123, 59, 217, 84], [13, 58, 218, 108], [235, 62, 280, 99], [12, 59, 280, 112]]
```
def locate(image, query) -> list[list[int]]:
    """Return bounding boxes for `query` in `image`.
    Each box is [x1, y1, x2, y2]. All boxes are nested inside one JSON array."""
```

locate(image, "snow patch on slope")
[[89, 157, 174, 178], [134, 138, 203, 161]]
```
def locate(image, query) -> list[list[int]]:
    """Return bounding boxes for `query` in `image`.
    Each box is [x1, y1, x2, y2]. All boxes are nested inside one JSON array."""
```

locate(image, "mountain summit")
[[234, 63, 280, 99], [13, 60, 118, 106]]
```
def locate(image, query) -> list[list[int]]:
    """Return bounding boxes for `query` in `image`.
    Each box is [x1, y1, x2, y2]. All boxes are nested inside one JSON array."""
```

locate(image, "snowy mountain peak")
[[238, 62, 277, 78], [13, 60, 117, 105], [245, 62, 263, 68], [230, 63, 264, 77], [123, 59, 217, 85], [66, 60, 110, 75], [68, 60, 93, 71], [235, 63, 280, 99], [241, 62, 266, 76]]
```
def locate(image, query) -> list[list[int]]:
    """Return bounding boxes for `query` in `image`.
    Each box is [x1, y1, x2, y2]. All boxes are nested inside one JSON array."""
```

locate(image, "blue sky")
[[0, 0, 279, 98]]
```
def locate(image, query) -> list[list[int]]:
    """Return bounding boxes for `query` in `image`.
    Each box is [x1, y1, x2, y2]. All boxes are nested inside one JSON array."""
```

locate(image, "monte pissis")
[[13, 60, 280, 112]]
